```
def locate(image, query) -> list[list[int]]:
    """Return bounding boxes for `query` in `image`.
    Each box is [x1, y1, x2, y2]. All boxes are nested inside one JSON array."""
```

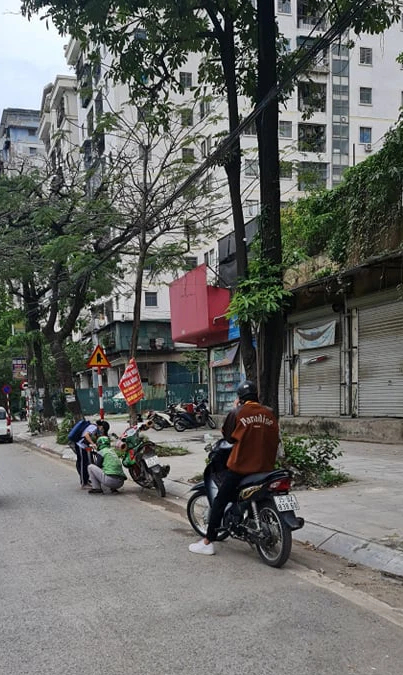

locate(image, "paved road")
[[1, 440, 403, 675]]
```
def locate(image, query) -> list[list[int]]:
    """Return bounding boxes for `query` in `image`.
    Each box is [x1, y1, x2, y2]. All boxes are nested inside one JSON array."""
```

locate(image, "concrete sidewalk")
[[14, 418, 403, 576]]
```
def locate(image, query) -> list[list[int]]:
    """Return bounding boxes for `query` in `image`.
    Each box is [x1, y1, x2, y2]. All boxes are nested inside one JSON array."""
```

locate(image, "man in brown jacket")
[[189, 380, 279, 556]]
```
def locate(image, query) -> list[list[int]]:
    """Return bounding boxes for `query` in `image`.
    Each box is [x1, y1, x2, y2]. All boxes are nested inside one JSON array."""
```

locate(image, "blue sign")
[[228, 316, 240, 340], [2, 384, 12, 395]]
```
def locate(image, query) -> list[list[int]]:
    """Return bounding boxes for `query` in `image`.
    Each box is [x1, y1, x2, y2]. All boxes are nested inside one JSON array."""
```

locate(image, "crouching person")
[[88, 435, 127, 494]]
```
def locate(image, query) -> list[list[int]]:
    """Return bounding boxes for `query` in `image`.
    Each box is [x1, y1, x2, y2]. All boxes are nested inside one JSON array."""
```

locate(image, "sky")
[[0, 0, 70, 115]]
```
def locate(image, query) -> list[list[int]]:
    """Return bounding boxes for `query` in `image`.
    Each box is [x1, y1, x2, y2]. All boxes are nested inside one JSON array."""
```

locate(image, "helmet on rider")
[[236, 380, 258, 402], [97, 435, 111, 451]]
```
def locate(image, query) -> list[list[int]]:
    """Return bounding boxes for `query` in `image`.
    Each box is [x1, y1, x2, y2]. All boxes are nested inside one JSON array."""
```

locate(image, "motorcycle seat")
[[239, 469, 291, 487]]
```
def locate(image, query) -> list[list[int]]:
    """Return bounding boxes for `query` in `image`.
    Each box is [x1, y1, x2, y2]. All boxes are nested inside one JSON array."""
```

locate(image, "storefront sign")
[[210, 344, 239, 368], [118, 358, 144, 405]]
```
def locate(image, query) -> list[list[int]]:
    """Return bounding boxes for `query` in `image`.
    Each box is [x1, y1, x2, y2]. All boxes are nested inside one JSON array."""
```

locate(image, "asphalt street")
[[1, 439, 403, 675]]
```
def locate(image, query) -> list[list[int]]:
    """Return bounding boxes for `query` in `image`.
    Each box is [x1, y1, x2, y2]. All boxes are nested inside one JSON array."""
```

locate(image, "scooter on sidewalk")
[[117, 421, 170, 497], [147, 404, 183, 431], [187, 439, 304, 568], [174, 399, 216, 432]]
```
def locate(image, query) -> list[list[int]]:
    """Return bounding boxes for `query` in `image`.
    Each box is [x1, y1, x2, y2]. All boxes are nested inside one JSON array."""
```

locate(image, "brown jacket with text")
[[222, 401, 279, 475]]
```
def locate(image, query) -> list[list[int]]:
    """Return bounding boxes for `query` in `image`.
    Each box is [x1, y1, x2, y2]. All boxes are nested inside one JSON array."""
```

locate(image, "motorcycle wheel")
[[186, 492, 229, 541], [174, 418, 187, 432], [153, 474, 166, 498], [128, 463, 143, 484], [207, 415, 217, 429], [255, 502, 292, 568], [152, 416, 165, 431]]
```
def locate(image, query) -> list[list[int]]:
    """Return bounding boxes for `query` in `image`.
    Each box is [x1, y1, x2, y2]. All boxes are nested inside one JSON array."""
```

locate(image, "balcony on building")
[[169, 264, 231, 348]]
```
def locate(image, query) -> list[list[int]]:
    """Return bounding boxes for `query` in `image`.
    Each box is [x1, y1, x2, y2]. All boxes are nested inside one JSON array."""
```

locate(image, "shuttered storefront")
[[358, 302, 403, 417], [293, 318, 341, 416], [298, 345, 341, 416]]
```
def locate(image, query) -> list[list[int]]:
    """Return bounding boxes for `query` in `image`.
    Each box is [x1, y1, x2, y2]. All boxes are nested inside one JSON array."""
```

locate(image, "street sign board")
[[87, 345, 111, 368], [12, 357, 28, 380], [118, 358, 144, 406], [2, 384, 12, 395]]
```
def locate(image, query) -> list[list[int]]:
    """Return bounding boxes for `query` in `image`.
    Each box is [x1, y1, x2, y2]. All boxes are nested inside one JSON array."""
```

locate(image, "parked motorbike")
[[187, 439, 304, 568], [147, 404, 182, 431], [117, 422, 170, 497], [174, 399, 216, 432]]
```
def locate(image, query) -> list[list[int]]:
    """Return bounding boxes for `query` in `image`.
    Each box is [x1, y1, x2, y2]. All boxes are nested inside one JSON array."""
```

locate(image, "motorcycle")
[[147, 404, 182, 431], [174, 398, 216, 432], [117, 422, 170, 497], [187, 439, 304, 568]]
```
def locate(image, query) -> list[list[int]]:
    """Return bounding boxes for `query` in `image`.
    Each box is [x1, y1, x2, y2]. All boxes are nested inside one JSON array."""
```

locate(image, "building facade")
[[0, 108, 45, 173]]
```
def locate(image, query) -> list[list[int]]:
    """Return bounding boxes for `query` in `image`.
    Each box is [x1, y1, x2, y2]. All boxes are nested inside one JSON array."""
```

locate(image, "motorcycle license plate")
[[274, 494, 300, 512], [144, 455, 159, 468]]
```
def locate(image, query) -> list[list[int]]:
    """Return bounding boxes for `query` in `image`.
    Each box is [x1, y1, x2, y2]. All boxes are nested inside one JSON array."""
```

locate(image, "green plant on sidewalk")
[[56, 413, 74, 445], [277, 433, 349, 488]]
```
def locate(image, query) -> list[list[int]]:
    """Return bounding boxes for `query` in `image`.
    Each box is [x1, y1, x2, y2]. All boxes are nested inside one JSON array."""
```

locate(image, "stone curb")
[[16, 434, 403, 578]]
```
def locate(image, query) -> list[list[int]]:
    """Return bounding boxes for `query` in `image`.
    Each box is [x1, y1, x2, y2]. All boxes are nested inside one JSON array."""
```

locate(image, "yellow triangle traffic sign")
[[87, 345, 111, 368]]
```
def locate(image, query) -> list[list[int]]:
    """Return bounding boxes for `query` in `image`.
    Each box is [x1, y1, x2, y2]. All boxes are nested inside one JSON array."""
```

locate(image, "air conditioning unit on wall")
[[364, 143, 372, 152]]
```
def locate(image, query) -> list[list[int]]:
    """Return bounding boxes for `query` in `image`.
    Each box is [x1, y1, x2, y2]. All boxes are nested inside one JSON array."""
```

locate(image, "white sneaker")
[[188, 539, 215, 555]]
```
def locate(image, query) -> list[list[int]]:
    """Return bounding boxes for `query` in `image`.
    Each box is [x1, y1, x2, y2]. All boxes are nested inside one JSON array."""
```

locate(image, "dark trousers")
[[206, 470, 243, 542], [75, 444, 91, 486]]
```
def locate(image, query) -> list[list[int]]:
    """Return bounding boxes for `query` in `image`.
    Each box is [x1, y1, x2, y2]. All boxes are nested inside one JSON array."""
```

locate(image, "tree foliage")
[[282, 118, 403, 267]]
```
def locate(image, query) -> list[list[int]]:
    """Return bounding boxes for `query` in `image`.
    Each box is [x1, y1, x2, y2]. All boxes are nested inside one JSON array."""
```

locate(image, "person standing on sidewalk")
[[87, 435, 127, 494], [189, 381, 279, 556], [75, 420, 110, 489]]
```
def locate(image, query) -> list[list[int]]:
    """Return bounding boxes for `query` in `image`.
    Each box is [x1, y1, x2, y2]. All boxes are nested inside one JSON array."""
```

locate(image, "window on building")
[[279, 120, 292, 138], [298, 162, 327, 190], [137, 105, 152, 123], [182, 148, 195, 163], [29, 147, 37, 156], [333, 99, 349, 116], [95, 91, 103, 119], [277, 0, 291, 12], [298, 123, 326, 152], [359, 127, 372, 144], [359, 87, 372, 105], [245, 159, 259, 177], [241, 120, 257, 136], [28, 128, 36, 137], [184, 256, 198, 269], [280, 161, 292, 179], [181, 108, 193, 127], [332, 166, 346, 184], [184, 220, 198, 242], [359, 47, 372, 65], [134, 28, 147, 40], [199, 99, 211, 119], [298, 82, 326, 113], [145, 292, 158, 307], [180, 72, 193, 89], [87, 108, 94, 137], [139, 143, 151, 161], [245, 199, 259, 217], [201, 136, 212, 157]]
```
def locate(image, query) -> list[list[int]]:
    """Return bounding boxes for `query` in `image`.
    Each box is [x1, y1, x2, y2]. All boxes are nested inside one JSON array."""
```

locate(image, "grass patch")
[[154, 444, 189, 457], [188, 472, 204, 483]]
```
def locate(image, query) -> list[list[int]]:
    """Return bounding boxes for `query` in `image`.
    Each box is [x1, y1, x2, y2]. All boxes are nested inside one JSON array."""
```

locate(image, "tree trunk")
[[48, 337, 82, 417], [255, 0, 284, 416], [218, 11, 256, 382]]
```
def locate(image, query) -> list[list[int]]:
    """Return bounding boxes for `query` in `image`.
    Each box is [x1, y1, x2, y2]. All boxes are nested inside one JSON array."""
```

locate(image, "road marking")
[[288, 562, 403, 629]]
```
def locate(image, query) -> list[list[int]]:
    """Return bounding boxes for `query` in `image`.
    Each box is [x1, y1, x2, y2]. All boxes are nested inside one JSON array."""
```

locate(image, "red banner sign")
[[118, 358, 144, 406]]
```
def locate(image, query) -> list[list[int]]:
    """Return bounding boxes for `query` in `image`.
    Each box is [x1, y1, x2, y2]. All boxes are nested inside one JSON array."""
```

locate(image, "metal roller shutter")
[[358, 302, 403, 417], [299, 345, 341, 416]]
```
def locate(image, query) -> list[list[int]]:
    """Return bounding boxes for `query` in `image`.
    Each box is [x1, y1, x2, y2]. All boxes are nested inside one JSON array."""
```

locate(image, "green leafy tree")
[[0, 166, 125, 416]]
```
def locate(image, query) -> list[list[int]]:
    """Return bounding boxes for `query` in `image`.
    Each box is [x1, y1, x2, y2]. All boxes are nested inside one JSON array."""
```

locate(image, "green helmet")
[[97, 435, 111, 451]]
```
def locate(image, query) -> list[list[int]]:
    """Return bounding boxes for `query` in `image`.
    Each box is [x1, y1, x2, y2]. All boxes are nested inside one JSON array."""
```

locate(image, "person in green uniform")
[[88, 435, 127, 494]]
